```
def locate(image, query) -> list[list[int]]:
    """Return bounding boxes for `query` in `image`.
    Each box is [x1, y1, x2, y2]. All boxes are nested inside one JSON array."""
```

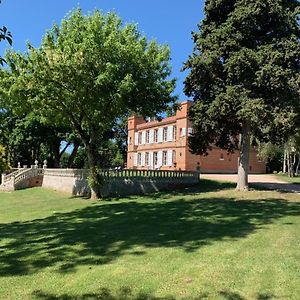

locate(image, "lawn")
[[275, 173, 300, 185], [0, 181, 299, 300]]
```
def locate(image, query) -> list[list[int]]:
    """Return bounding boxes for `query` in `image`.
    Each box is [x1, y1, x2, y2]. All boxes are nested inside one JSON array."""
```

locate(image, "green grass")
[[0, 181, 300, 300], [275, 173, 300, 184]]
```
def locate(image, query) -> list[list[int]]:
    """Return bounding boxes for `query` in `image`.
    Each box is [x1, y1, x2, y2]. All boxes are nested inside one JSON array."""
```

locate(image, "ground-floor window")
[[162, 151, 167, 165], [153, 152, 158, 165]]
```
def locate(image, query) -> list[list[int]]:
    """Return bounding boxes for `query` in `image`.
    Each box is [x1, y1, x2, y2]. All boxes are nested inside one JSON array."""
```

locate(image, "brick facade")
[[127, 101, 266, 174]]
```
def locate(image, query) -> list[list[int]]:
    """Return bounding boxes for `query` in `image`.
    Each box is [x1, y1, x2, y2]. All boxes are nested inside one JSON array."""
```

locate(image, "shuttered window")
[[167, 126, 173, 141], [149, 129, 154, 144], [162, 151, 168, 165], [134, 153, 138, 166], [158, 128, 163, 143], [154, 129, 158, 143]]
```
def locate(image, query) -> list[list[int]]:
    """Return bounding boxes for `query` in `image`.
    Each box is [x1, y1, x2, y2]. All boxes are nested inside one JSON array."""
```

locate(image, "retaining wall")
[[42, 169, 200, 198]]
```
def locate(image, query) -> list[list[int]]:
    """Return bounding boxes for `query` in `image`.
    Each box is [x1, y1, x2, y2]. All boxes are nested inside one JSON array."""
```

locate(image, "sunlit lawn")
[[0, 181, 299, 300], [275, 173, 300, 185]]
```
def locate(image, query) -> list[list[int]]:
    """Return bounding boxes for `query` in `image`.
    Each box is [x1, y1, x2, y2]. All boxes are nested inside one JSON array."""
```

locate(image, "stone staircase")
[[0, 168, 44, 192]]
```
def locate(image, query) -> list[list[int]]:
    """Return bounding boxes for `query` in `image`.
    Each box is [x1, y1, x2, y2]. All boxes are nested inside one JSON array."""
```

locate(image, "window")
[[162, 151, 167, 165], [172, 150, 176, 165], [146, 131, 150, 144], [129, 137, 132, 145], [138, 132, 142, 145], [138, 153, 142, 165], [154, 129, 158, 143], [173, 126, 177, 141], [220, 153, 224, 160], [153, 152, 158, 165], [163, 127, 168, 142], [180, 128, 186, 137], [145, 152, 149, 166]]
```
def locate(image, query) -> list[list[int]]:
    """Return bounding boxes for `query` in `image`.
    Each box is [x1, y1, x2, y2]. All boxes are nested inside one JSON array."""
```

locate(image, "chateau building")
[[127, 101, 265, 173]]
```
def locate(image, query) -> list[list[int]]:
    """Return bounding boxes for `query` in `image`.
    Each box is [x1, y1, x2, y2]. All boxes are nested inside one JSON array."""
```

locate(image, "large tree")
[[184, 0, 300, 190], [2, 9, 176, 197]]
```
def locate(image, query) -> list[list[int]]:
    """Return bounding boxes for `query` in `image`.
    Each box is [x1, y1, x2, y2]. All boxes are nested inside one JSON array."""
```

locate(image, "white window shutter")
[[141, 131, 146, 145], [141, 152, 145, 166], [133, 153, 138, 166], [157, 151, 163, 167], [167, 150, 173, 166], [188, 128, 193, 136], [149, 129, 154, 144], [149, 152, 153, 168], [167, 126, 173, 141], [134, 132, 139, 145], [158, 128, 163, 143], [181, 128, 186, 137]]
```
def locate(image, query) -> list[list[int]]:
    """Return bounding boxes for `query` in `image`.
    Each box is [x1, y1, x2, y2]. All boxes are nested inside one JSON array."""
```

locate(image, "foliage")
[[2, 9, 176, 197], [283, 129, 300, 176], [258, 142, 284, 173], [0, 0, 12, 65], [184, 0, 300, 189], [0, 144, 8, 174], [0, 107, 76, 168]]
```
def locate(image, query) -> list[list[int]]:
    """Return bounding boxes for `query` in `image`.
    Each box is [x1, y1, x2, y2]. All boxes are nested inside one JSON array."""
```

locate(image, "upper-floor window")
[[146, 131, 150, 144], [163, 127, 168, 142], [138, 132, 142, 145], [145, 152, 149, 166], [129, 137, 132, 145], [162, 151, 167, 165], [154, 129, 158, 143], [173, 126, 177, 141], [180, 128, 186, 137], [220, 153, 224, 160]]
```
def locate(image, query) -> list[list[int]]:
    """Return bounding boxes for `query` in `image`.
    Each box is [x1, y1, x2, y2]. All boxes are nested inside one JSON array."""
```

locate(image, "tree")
[[3, 9, 176, 198], [257, 142, 283, 173], [184, 0, 300, 190], [0, 1, 12, 65], [283, 129, 300, 177], [0, 145, 9, 177]]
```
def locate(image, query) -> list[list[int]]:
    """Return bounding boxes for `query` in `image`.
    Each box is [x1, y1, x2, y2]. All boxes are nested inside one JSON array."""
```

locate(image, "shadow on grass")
[[140, 179, 236, 201], [32, 288, 277, 300], [0, 181, 299, 277]]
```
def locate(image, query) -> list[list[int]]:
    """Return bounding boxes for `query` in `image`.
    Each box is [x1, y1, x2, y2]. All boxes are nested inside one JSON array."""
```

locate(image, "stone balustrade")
[[1, 168, 200, 197]]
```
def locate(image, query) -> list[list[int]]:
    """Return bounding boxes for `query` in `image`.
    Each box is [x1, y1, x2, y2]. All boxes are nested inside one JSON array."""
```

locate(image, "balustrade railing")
[[14, 168, 44, 185], [43, 168, 199, 180], [3, 169, 24, 184]]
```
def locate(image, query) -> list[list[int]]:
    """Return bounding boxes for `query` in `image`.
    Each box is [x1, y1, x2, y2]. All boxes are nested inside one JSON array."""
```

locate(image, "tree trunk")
[[295, 154, 300, 176], [67, 142, 80, 168], [236, 121, 251, 191], [283, 149, 287, 173], [85, 143, 102, 199]]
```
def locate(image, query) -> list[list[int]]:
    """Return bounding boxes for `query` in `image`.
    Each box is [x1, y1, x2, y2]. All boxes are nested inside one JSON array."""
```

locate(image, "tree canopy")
[[184, 0, 300, 190], [1, 9, 176, 197]]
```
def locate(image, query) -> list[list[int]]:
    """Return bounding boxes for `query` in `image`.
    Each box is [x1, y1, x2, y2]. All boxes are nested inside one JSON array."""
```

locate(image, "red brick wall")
[[127, 101, 266, 173]]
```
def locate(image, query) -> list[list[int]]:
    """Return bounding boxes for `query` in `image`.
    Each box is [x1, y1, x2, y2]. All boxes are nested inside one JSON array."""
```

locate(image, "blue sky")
[[0, 0, 205, 99]]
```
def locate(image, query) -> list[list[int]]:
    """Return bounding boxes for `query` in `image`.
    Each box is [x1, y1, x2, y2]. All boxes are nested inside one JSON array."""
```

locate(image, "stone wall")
[[42, 169, 200, 198], [43, 169, 90, 197]]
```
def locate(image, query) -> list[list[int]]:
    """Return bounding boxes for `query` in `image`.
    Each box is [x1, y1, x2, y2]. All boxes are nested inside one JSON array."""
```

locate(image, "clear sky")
[[0, 0, 205, 100]]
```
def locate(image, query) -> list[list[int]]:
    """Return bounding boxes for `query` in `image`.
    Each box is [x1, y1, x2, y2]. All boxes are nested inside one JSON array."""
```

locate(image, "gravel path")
[[201, 174, 300, 194]]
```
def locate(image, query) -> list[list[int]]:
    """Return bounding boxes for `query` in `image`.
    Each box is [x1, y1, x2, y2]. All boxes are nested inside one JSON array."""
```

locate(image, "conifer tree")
[[184, 0, 300, 190]]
